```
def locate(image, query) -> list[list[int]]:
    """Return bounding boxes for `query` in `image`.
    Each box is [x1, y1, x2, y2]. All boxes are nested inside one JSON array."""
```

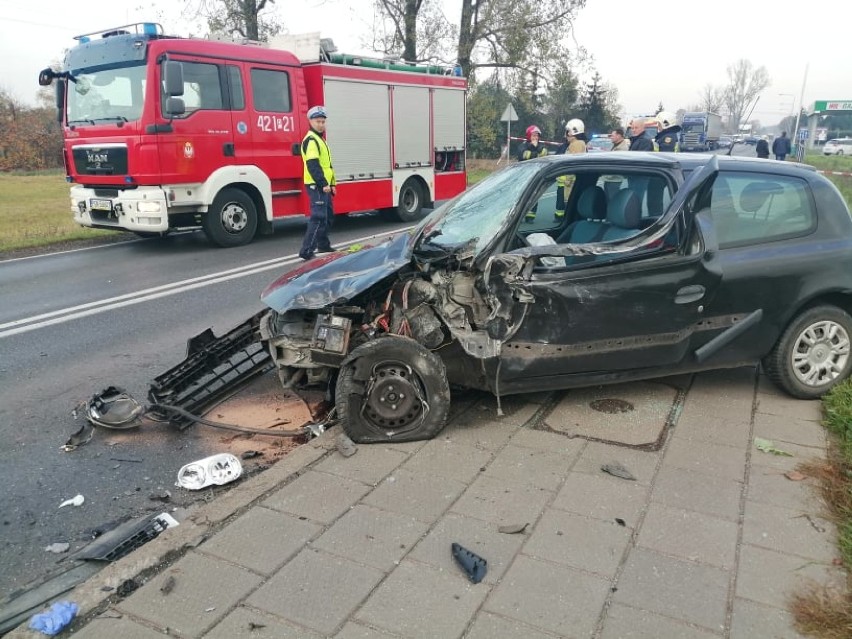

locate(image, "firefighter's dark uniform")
[[654, 126, 681, 152], [518, 141, 547, 220], [299, 128, 336, 260]]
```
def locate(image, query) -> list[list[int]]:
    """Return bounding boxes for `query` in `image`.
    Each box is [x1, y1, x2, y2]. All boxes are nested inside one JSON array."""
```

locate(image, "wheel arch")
[[197, 166, 273, 222]]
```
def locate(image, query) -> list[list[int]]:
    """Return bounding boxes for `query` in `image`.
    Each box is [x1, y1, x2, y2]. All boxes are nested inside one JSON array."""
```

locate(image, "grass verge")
[[790, 382, 852, 638], [0, 172, 120, 254]]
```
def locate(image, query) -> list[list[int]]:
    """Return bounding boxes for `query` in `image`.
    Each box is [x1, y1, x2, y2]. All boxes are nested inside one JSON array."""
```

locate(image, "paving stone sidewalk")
[[12, 367, 847, 638]]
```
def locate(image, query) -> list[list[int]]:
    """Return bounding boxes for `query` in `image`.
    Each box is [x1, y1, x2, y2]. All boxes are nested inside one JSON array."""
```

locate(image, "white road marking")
[[0, 228, 409, 339]]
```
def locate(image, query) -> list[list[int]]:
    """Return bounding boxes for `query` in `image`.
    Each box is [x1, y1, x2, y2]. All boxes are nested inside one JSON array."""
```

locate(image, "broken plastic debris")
[[337, 433, 358, 458], [176, 453, 243, 490], [44, 542, 70, 554], [83, 386, 143, 429], [241, 450, 263, 460], [451, 542, 487, 584], [754, 437, 793, 457], [601, 463, 636, 481], [497, 523, 528, 534], [61, 421, 95, 452], [28, 600, 78, 636], [59, 494, 84, 508]]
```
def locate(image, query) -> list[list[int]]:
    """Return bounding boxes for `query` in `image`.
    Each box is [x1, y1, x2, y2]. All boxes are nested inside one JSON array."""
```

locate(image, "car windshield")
[[682, 123, 704, 133], [413, 161, 541, 257], [66, 62, 147, 124], [589, 138, 612, 150]]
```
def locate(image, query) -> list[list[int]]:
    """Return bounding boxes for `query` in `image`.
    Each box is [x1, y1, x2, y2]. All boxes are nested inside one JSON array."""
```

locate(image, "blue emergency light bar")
[[74, 22, 163, 42]]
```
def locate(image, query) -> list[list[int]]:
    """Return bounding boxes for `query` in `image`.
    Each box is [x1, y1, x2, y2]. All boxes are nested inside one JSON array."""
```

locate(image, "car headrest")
[[577, 186, 607, 220], [739, 181, 783, 213], [607, 190, 641, 229]]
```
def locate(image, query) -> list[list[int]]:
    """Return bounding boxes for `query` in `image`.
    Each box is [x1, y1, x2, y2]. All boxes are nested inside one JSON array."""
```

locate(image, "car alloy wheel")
[[764, 305, 852, 398], [790, 319, 850, 387]]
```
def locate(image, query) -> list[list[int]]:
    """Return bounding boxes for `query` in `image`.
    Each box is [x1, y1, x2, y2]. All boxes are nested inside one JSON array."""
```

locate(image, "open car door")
[[486, 156, 723, 393]]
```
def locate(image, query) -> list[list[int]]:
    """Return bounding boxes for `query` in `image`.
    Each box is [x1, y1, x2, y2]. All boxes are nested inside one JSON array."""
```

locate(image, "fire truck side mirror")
[[165, 97, 186, 117], [162, 61, 184, 98], [38, 68, 56, 87]]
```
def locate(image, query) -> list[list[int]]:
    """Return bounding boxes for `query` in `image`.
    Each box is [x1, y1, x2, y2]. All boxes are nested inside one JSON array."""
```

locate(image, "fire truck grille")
[[72, 145, 129, 176]]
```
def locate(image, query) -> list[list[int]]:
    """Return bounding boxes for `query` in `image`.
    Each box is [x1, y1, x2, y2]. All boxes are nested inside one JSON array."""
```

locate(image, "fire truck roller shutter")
[[392, 86, 430, 169], [433, 89, 465, 156]]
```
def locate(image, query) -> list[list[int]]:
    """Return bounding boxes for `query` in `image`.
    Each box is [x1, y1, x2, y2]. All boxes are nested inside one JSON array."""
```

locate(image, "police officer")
[[299, 105, 336, 261], [554, 119, 586, 219], [518, 125, 547, 221], [653, 111, 681, 152]]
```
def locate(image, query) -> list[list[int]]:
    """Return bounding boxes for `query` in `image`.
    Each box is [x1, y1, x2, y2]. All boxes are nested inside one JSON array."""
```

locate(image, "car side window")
[[709, 172, 815, 248], [162, 61, 223, 116], [250, 68, 292, 112]]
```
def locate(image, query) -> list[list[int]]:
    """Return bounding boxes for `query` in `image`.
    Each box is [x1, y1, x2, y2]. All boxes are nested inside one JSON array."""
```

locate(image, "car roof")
[[657, 152, 818, 175], [532, 151, 817, 176]]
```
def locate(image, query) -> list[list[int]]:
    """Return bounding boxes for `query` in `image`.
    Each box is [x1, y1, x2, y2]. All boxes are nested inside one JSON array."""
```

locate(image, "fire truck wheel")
[[203, 188, 258, 247], [335, 336, 450, 443], [392, 179, 425, 222]]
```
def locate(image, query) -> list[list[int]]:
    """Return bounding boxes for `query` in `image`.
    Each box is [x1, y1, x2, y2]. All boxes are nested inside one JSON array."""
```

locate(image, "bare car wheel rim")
[[791, 319, 851, 387], [220, 202, 248, 233], [361, 361, 426, 433]]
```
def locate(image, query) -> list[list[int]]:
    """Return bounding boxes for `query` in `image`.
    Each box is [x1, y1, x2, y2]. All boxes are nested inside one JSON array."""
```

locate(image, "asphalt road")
[[0, 211, 414, 602]]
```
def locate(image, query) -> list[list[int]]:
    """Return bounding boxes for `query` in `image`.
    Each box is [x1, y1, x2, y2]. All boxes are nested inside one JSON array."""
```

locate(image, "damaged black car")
[[151, 152, 852, 443]]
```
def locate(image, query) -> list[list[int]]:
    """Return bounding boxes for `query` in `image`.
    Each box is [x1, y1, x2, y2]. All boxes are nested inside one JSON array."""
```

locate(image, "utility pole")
[[792, 63, 809, 159]]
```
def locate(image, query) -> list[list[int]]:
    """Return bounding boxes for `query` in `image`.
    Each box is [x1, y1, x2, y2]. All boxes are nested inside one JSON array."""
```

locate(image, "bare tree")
[[370, 0, 455, 62], [456, 0, 585, 78], [700, 84, 726, 113], [184, 0, 282, 40], [724, 59, 770, 133]]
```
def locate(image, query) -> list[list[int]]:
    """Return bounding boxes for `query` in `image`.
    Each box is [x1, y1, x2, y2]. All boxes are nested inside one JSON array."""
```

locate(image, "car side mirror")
[[162, 60, 184, 97], [165, 97, 185, 116]]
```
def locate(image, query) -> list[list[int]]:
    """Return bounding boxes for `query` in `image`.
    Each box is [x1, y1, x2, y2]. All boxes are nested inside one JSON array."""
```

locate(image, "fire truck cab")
[[38, 24, 467, 247]]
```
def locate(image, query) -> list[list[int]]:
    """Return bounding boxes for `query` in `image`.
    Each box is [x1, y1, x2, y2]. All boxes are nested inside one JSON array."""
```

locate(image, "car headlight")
[[176, 453, 243, 490]]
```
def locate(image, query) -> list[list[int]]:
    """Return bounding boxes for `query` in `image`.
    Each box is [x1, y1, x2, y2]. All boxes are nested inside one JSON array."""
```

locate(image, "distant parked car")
[[744, 136, 759, 145], [718, 135, 733, 148], [823, 138, 852, 156], [587, 137, 614, 153]]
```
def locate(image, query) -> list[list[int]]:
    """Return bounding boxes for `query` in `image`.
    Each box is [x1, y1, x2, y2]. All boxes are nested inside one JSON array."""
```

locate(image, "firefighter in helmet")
[[653, 111, 681, 152], [518, 125, 548, 161], [518, 125, 548, 221], [553, 119, 586, 219]]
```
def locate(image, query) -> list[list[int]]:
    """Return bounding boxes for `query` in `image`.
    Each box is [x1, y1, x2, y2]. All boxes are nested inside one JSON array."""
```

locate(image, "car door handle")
[[675, 285, 705, 304]]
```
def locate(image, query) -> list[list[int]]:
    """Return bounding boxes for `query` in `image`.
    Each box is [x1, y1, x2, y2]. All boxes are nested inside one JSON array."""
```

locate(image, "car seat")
[[602, 190, 642, 241], [556, 186, 607, 243]]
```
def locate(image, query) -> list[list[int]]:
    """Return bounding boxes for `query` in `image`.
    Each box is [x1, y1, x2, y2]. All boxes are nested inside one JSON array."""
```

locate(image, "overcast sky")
[[1, 0, 850, 127]]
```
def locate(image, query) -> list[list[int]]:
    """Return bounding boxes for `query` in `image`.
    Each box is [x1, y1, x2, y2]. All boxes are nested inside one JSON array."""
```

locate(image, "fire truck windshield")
[[66, 63, 146, 125]]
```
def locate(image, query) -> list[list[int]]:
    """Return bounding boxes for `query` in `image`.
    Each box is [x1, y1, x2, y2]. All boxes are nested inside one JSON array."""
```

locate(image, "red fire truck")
[[38, 24, 467, 247]]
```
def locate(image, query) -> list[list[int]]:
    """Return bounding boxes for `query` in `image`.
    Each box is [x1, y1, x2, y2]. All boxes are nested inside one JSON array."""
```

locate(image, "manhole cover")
[[545, 381, 679, 448], [589, 398, 634, 414]]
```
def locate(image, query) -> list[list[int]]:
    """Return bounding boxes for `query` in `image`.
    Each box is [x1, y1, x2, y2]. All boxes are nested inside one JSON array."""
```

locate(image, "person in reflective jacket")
[[299, 105, 337, 261]]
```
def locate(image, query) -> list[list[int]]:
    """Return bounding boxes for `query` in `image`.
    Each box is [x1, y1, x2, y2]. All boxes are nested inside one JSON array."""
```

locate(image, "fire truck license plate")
[[90, 198, 113, 211]]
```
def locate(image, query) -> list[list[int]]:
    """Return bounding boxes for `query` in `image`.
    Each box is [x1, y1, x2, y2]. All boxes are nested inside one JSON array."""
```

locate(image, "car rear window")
[[709, 172, 815, 248]]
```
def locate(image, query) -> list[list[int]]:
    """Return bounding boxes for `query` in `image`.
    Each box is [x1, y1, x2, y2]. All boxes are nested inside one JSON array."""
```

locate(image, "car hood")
[[260, 232, 413, 312]]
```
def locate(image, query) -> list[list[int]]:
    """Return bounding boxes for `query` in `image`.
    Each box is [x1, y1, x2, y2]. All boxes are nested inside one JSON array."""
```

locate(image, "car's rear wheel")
[[838, 150, 845, 156], [203, 187, 258, 247], [763, 305, 852, 398], [335, 336, 450, 443]]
